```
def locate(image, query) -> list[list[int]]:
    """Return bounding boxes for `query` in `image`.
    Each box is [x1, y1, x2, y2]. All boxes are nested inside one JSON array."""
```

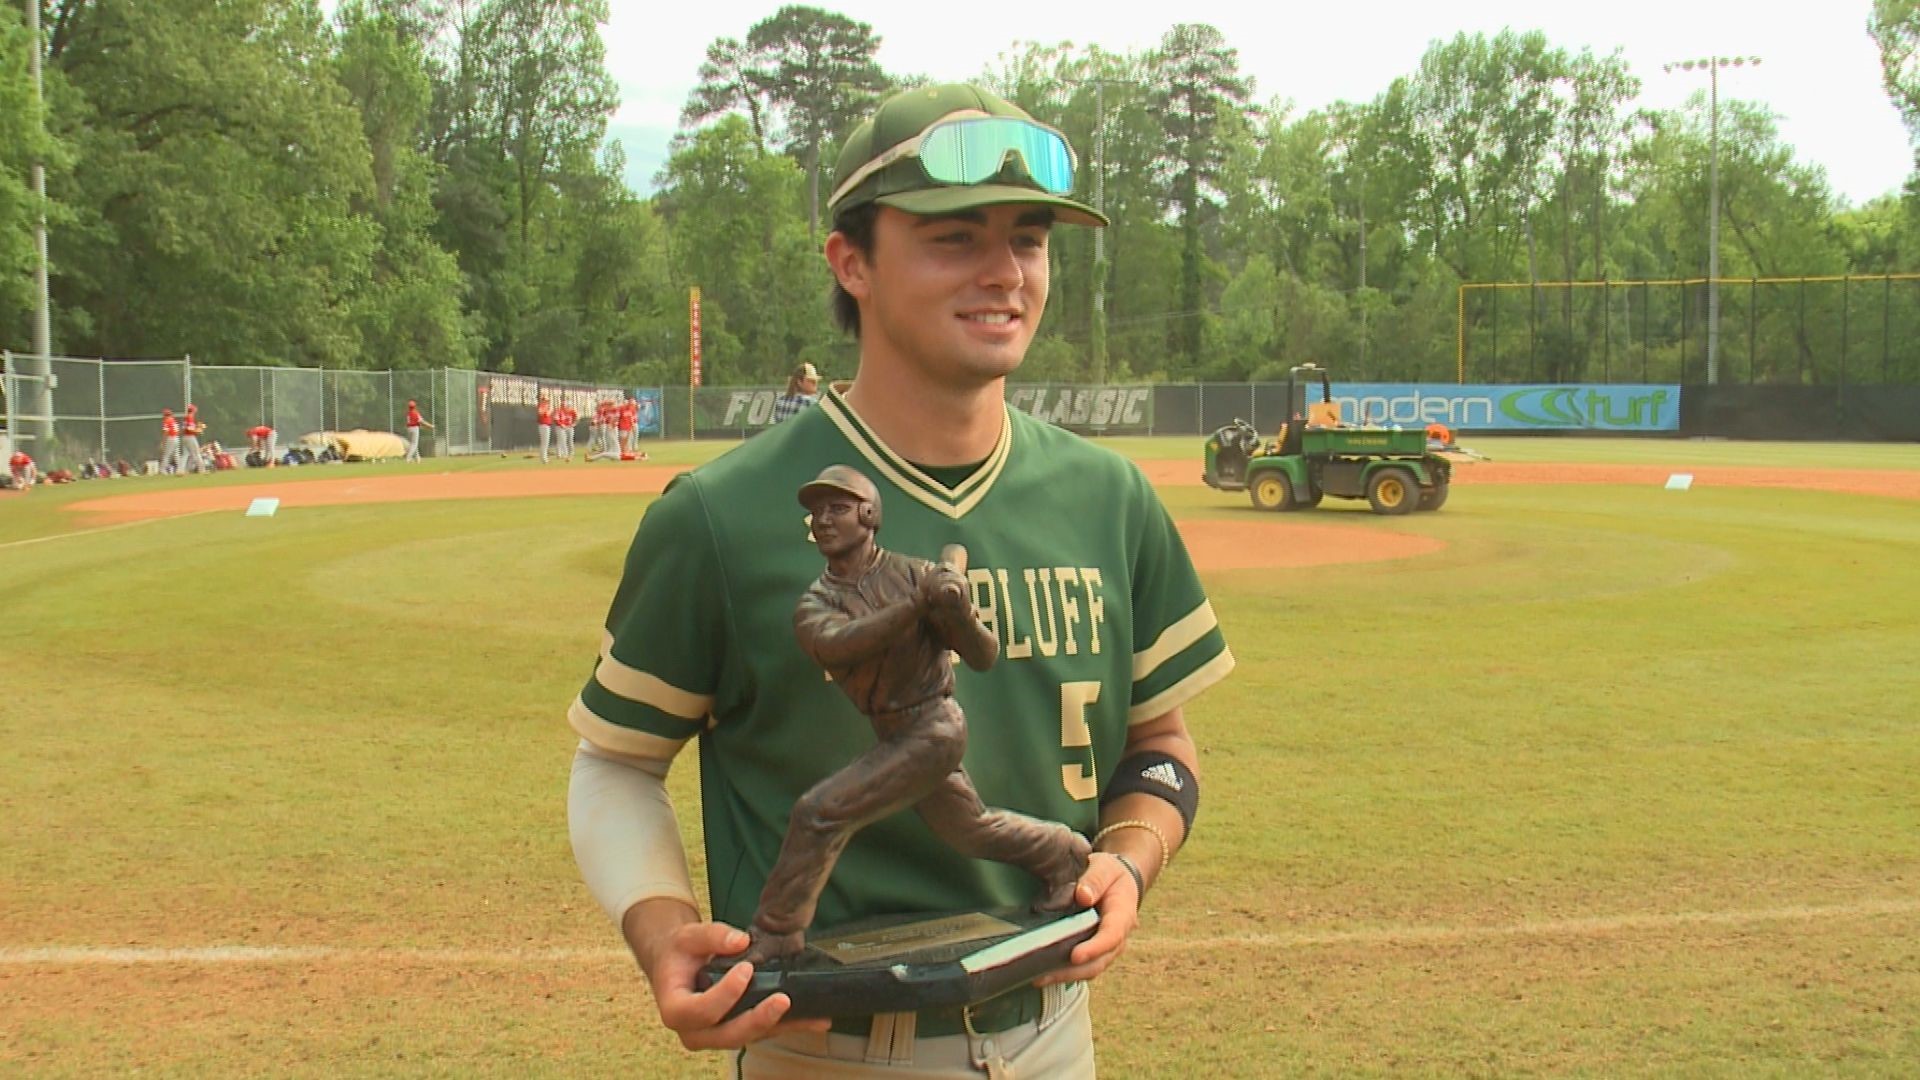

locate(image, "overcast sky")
[[601, 0, 1914, 207]]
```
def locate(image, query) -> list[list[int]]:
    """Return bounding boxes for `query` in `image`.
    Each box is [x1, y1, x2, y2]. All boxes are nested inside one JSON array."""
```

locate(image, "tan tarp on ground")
[[297, 430, 410, 461]]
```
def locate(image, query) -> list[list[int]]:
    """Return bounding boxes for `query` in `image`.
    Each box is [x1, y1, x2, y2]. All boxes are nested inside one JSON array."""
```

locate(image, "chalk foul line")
[[4, 899, 1914, 966]]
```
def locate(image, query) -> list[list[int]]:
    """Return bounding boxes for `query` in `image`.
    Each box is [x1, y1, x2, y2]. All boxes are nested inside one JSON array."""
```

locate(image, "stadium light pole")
[[1664, 55, 1761, 385], [19, 0, 56, 457]]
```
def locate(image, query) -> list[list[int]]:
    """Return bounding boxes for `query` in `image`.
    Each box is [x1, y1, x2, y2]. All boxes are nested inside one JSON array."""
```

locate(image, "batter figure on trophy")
[[737, 465, 1092, 967]]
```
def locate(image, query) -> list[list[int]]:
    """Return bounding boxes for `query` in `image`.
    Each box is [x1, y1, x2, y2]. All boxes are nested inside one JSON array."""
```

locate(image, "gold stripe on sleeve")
[[598, 630, 714, 720], [568, 695, 691, 763], [1132, 601, 1221, 682], [1128, 647, 1236, 725]]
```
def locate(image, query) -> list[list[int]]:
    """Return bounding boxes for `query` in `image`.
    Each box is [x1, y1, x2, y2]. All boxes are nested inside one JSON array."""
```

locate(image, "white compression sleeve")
[[567, 740, 699, 925]]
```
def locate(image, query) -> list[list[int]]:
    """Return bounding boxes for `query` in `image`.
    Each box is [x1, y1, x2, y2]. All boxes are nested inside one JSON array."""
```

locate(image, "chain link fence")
[[12, 352, 1917, 467], [1461, 275, 1920, 386], [0, 353, 655, 468]]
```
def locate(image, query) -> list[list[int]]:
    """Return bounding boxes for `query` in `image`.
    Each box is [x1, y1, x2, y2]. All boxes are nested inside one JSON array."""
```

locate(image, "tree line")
[[8, 0, 1920, 388]]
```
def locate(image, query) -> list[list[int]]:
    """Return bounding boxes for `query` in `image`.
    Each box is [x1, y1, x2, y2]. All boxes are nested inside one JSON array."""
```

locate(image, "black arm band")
[[1102, 752, 1198, 836]]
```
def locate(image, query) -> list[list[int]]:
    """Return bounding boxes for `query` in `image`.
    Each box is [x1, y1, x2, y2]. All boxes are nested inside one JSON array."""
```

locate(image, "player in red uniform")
[[247, 424, 277, 466], [618, 397, 639, 457], [7, 450, 37, 492], [556, 402, 578, 460], [160, 409, 181, 473], [405, 399, 434, 462], [179, 404, 206, 474], [537, 393, 554, 463], [589, 397, 618, 461]]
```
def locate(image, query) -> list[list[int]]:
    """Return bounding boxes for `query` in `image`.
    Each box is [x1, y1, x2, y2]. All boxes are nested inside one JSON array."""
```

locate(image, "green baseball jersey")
[[571, 389, 1233, 931]]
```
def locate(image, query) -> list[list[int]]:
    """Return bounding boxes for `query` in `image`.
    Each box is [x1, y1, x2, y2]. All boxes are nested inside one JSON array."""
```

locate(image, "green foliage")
[[0, 2, 48, 333], [682, 5, 889, 241], [16, 8, 1920, 388]]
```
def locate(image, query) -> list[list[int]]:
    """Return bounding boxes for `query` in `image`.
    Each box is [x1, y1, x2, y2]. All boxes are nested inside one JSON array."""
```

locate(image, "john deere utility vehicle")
[[1202, 363, 1451, 515]]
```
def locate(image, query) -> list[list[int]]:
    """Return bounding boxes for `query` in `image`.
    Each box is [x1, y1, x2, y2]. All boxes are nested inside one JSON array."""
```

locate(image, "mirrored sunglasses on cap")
[[830, 113, 1078, 209]]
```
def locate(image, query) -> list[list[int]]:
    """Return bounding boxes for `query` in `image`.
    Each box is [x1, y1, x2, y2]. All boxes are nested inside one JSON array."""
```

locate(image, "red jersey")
[[537, 402, 552, 426], [248, 425, 274, 439], [618, 401, 637, 431], [407, 406, 424, 428], [163, 416, 178, 437], [9, 451, 31, 470], [558, 406, 575, 426]]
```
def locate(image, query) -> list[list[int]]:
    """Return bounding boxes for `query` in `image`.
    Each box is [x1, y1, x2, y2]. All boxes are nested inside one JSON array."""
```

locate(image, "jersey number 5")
[[1060, 681, 1100, 801]]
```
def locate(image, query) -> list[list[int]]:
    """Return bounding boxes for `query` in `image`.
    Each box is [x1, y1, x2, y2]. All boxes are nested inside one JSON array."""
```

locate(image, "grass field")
[[3, 437, 1918, 1077]]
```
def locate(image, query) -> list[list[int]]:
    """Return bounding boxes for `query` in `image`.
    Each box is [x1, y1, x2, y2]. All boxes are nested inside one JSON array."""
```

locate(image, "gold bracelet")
[[1091, 818, 1171, 877]]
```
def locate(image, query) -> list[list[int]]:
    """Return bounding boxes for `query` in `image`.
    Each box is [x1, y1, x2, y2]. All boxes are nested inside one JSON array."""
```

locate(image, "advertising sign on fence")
[[1327, 383, 1681, 431], [1004, 384, 1154, 432], [702, 383, 1158, 436], [632, 389, 662, 435]]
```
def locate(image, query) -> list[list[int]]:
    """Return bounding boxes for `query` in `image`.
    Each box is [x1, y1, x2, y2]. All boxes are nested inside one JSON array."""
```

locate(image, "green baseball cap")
[[827, 83, 1107, 227]]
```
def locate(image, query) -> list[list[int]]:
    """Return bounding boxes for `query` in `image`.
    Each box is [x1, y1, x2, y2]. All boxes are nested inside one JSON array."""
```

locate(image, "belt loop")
[[865, 1011, 916, 1065], [871, 1006, 898, 1060], [891, 1011, 917, 1063]]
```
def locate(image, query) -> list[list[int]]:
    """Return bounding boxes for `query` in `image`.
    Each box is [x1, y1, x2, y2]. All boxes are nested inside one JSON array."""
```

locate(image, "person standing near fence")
[[618, 395, 641, 458], [772, 362, 822, 424], [405, 399, 433, 462], [180, 405, 205, 474], [590, 398, 618, 461], [538, 392, 554, 464], [159, 409, 181, 474], [558, 401, 579, 460]]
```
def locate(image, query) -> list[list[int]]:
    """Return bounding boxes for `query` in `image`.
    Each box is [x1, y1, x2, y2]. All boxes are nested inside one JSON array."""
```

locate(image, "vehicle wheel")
[[1417, 480, 1449, 511], [1249, 472, 1295, 511], [1366, 467, 1419, 515]]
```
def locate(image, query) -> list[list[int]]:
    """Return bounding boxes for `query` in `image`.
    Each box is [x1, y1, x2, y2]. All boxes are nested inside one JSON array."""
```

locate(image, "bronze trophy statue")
[[701, 465, 1095, 1018]]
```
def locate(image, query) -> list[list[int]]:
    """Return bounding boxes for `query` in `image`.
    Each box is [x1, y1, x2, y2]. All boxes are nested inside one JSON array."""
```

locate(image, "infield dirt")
[[53, 460, 1917, 572]]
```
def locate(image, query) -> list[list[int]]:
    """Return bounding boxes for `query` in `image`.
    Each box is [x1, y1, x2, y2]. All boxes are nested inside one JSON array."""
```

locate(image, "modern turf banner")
[[1323, 383, 1681, 432]]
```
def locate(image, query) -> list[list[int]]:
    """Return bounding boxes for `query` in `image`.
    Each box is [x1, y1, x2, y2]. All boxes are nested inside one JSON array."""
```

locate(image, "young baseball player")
[[404, 399, 433, 462], [537, 393, 553, 463], [179, 404, 205, 473], [7, 449, 37, 492], [160, 409, 181, 473], [617, 396, 638, 457], [553, 400, 574, 461], [588, 396, 620, 461], [567, 84, 1228, 1077], [247, 424, 277, 466], [572, 82, 1228, 1068]]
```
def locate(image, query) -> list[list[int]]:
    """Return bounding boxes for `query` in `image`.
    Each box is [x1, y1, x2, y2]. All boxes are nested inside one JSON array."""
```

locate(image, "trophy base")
[[697, 906, 1098, 1020]]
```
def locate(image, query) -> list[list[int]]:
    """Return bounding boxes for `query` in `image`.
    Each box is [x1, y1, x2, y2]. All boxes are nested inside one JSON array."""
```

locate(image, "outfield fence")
[[7, 353, 1918, 468], [1460, 275, 1920, 387], [0, 355, 641, 468]]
